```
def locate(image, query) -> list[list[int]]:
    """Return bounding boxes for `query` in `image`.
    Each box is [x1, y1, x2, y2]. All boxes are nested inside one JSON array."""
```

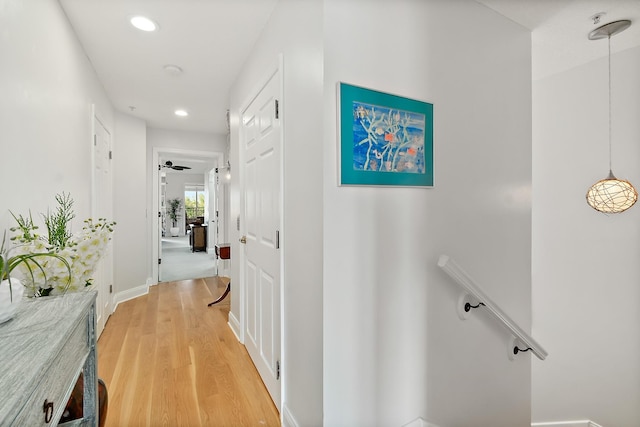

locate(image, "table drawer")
[[12, 314, 90, 426]]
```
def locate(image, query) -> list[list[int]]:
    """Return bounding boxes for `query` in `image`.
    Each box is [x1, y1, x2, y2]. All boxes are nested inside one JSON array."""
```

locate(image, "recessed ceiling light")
[[175, 109, 188, 117], [130, 16, 158, 32], [163, 64, 183, 76]]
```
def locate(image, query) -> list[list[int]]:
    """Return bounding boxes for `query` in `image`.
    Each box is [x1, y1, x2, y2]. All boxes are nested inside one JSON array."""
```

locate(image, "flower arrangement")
[[7, 192, 115, 297], [0, 235, 69, 307]]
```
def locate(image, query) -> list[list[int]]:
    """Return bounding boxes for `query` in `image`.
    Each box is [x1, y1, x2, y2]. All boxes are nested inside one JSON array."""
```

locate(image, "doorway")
[[151, 147, 225, 284]]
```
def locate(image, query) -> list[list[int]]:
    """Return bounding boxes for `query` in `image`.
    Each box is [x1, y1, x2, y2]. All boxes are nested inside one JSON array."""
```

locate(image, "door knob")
[[239, 236, 247, 244]]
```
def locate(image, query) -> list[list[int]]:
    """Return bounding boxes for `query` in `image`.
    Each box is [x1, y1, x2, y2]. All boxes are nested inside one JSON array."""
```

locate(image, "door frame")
[[151, 147, 222, 284], [91, 104, 114, 336], [237, 55, 285, 408]]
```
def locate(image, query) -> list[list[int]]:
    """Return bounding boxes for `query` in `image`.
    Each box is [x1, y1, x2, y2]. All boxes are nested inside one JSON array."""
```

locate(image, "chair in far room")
[[189, 223, 207, 252]]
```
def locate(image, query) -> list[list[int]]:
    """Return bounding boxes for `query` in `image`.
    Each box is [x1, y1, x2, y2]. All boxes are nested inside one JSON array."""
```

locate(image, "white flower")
[[9, 218, 114, 297]]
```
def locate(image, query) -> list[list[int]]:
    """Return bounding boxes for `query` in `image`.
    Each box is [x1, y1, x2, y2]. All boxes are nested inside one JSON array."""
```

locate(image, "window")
[[184, 186, 205, 220]]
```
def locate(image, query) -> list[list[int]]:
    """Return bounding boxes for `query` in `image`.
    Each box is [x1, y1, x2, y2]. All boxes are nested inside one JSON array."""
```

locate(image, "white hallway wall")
[[532, 46, 640, 427], [147, 127, 226, 158], [113, 112, 147, 298], [0, 0, 114, 231], [228, 0, 324, 425], [323, 1, 532, 426]]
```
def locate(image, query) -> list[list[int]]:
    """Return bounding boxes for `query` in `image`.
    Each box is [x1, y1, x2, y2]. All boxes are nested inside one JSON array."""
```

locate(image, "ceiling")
[[59, 0, 640, 142], [476, 0, 640, 80], [59, 0, 278, 136]]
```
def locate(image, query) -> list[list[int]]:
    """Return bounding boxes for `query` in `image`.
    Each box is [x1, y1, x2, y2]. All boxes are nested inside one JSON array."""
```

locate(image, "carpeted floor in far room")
[[161, 235, 217, 282]]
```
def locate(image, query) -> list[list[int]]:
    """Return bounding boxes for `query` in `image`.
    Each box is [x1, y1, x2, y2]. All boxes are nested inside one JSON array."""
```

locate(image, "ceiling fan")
[[161, 160, 191, 171]]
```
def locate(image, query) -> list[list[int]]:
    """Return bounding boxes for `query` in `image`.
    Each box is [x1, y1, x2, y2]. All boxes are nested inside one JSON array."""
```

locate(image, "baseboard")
[[282, 403, 299, 427], [228, 311, 241, 342], [402, 417, 441, 427], [113, 283, 149, 311], [532, 421, 603, 427]]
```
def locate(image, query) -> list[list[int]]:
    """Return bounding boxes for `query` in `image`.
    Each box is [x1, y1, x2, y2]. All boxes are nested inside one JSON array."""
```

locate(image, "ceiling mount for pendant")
[[588, 19, 631, 40], [590, 12, 606, 26]]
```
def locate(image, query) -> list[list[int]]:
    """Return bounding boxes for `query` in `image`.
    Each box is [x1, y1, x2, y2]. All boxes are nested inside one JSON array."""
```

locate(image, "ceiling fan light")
[[162, 160, 191, 171], [586, 173, 638, 213]]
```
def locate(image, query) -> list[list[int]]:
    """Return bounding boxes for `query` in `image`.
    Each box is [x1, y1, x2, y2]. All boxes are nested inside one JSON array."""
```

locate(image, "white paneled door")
[[240, 67, 282, 410], [92, 114, 113, 337]]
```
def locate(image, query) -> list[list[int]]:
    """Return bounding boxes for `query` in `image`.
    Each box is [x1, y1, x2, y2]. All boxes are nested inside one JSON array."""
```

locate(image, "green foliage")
[[184, 193, 205, 208], [184, 191, 205, 219], [42, 192, 75, 250], [9, 211, 39, 243], [167, 198, 183, 226]]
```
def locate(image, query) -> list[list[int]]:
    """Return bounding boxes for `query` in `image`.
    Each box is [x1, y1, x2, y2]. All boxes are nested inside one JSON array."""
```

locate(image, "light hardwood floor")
[[97, 277, 280, 427]]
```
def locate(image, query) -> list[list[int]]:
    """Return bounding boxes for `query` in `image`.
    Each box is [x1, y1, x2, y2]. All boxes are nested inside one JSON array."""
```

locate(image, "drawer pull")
[[43, 399, 54, 423]]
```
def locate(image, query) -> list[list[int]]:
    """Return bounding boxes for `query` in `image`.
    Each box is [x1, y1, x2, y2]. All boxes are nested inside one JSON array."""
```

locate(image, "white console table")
[[0, 291, 98, 426]]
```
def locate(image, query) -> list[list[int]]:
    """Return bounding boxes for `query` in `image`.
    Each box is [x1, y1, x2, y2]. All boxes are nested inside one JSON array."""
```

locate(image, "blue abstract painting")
[[352, 101, 426, 174], [339, 83, 433, 187]]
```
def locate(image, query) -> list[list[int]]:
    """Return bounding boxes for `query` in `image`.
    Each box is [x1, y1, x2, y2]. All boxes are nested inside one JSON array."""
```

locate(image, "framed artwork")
[[338, 82, 433, 187]]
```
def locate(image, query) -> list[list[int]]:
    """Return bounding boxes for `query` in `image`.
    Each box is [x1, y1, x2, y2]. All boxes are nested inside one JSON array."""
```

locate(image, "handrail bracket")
[[438, 254, 548, 361]]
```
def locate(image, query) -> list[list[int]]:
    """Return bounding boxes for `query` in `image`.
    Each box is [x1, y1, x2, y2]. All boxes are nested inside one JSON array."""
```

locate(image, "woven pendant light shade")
[[586, 171, 638, 213]]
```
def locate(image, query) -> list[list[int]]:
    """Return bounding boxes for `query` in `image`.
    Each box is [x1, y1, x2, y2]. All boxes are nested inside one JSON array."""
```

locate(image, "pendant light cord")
[[608, 34, 612, 174]]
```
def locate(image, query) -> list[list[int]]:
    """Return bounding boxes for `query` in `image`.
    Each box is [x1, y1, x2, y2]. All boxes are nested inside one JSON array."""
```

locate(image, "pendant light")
[[585, 19, 637, 214]]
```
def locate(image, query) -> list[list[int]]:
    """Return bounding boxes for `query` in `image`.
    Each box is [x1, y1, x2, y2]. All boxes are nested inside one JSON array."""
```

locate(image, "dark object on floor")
[[60, 373, 108, 427], [208, 281, 231, 306], [209, 244, 231, 306]]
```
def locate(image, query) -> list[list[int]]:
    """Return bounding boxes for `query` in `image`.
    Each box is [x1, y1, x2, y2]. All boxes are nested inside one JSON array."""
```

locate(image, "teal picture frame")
[[338, 82, 433, 187]]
